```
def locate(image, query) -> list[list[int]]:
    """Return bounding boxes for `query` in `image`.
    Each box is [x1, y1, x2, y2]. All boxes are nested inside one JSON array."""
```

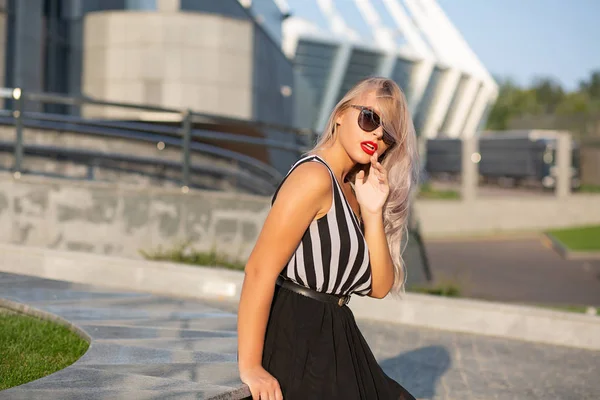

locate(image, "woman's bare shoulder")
[[275, 161, 332, 203]]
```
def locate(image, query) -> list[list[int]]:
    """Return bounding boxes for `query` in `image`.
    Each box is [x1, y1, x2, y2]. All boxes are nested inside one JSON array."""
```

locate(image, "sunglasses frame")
[[350, 105, 396, 148]]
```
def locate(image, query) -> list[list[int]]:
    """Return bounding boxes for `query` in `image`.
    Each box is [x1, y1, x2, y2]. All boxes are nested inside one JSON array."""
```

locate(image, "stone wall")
[[2, 173, 600, 264], [0, 172, 270, 260]]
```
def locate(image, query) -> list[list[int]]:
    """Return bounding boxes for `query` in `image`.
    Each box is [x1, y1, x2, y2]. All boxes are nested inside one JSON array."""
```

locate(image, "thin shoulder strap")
[[270, 155, 320, 205]]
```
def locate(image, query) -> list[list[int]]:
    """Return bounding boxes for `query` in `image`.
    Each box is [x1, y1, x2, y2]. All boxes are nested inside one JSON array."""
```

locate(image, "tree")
[[486, 71, 600, 137], [556, 92, 592, 115], [579, 70, 600, 100], [531, 77, 565, 113], [486, 78, 541, 130]]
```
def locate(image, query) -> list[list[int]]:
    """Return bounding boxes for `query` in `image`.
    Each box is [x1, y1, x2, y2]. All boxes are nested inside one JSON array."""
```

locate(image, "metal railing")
[[0, 87, 316, 193]]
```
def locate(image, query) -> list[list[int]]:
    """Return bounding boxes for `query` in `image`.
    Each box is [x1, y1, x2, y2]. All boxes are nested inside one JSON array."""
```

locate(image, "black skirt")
[[262, 284, 416, 400]]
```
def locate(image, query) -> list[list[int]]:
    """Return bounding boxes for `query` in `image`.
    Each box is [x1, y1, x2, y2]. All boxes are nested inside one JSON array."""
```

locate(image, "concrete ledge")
[[416, 194, 600, 237], [543, 233, 600, 260], [1, 243, 599, 351]]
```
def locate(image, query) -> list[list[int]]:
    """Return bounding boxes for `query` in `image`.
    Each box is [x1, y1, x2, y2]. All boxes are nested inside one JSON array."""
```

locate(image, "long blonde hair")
[[309, 77, 419, 294]]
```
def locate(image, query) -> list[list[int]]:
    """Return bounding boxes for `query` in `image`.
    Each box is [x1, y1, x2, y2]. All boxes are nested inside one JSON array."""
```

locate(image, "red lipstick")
[[360, 141, 378, 156]]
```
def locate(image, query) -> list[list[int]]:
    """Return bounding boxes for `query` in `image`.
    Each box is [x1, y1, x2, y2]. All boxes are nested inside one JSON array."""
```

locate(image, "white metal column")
[[407, 60, 434, 114], [443, 77, 481, 137], [315, 42, 352, 132], [462, 84, 495, 136], [420, 68, 461, 138]]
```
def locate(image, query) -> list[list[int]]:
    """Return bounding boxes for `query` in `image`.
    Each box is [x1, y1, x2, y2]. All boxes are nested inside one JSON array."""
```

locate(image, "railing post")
[[181, 109, 192, 188], [555, 131, 572, 198], [461, 135, 479, 201], [13, 88, 24, 174]]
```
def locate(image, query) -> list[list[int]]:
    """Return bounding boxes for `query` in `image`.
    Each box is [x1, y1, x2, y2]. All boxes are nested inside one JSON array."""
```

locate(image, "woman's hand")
[[240, 365, 283, 400], [354, 151, 389, 215]]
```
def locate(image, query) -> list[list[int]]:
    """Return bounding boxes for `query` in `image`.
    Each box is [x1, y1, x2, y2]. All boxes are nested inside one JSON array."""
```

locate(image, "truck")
[[425, 130, 581, 190]]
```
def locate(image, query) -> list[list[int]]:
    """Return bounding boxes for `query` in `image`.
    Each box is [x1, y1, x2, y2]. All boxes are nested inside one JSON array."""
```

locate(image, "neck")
[[314, 143, 356, 184]]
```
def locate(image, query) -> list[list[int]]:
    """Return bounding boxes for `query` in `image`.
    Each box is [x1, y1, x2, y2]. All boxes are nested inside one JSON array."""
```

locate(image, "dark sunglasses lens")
[[383, 131, 396, 147], [358, 109, 379, 132]]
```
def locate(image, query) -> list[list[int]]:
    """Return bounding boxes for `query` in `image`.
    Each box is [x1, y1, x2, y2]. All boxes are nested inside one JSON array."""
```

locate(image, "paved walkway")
[[0, 272, 247, 399], [1, 272, 599, 399]]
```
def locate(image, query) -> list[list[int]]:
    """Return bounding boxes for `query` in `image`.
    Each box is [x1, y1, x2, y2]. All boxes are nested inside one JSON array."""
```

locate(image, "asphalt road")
[[423, 236, 600, 307]]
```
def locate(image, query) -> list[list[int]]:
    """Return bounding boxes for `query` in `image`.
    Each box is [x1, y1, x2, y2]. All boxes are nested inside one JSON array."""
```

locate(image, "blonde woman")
[[237, 77, 418, 399]]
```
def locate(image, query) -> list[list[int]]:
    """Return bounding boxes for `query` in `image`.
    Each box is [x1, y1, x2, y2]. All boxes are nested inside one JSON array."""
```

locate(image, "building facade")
[[1, 0, 294, 127], [0, 0, 496, 139], [274, 0, 498, 138]]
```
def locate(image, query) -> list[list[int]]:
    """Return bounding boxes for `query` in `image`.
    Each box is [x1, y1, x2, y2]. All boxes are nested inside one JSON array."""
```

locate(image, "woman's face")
[[335, 90, 393, 165]]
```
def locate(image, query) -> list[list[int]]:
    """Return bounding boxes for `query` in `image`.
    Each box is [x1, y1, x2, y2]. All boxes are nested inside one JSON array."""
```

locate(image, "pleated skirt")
[[262, 284, 416, 400]]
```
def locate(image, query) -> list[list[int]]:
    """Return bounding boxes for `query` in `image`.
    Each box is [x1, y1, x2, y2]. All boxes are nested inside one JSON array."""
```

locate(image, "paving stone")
[[358, 319, 600, 399], [76, 343, 237, 365], [71, 317, 238, 331], [1, 271, 599, 400], [95, 338, 239, 353], [79, 324, 237, 340]]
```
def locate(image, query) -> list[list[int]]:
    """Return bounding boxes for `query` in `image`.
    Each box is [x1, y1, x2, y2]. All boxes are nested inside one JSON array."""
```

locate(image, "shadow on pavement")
[[380, 345, 452, 400]]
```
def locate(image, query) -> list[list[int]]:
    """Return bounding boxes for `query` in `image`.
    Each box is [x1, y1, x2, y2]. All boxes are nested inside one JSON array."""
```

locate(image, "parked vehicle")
[[425, 131, 581, 189]]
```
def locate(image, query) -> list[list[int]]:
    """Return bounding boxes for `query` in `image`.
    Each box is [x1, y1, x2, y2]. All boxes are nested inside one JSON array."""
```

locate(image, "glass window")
[[126, 0, 156, 10]]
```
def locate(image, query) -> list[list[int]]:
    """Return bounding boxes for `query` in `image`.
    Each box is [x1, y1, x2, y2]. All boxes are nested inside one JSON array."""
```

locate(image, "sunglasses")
[[350, 105, 396, 147]]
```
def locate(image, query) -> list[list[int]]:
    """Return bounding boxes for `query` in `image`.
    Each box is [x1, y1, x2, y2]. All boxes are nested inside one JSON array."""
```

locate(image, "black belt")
[[276, 276, 351, 307]]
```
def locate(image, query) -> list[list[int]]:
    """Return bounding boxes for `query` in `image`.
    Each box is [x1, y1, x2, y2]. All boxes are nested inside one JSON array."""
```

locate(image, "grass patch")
[[578, 184, 600, 193], [546, 225, 600, 251], [417, 183, 460, 200], [0, 312, 89, 390], [529, 304, 599, 316], [140, 242, 246, 271], [408, 282, 462, 297]]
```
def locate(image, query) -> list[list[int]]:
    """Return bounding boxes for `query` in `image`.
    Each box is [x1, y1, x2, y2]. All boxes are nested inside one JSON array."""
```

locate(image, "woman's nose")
[[372, 128, 383, 140]]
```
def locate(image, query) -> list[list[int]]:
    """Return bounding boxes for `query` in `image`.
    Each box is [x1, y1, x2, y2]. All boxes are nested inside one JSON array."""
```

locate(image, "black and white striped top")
[[271, 155, 372, 296]]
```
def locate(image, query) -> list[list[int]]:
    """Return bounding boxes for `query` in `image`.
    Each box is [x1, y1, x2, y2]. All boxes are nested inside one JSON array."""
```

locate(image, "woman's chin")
[[356, 151, 372, 164], [345, 146, 373, 164]]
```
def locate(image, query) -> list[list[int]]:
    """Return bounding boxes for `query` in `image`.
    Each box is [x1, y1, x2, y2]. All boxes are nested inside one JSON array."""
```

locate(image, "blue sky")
[[437, 0, 600, 90]]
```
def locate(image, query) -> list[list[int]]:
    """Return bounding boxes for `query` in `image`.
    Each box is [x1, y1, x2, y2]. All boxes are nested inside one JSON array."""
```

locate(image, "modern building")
[[0, 0, 496, 138], [0, 0, 295, 127], [274, 0, 498, 138]]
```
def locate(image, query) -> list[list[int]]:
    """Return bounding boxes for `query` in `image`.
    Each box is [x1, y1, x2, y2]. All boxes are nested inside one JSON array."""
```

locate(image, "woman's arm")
[[355, 154, 396, 298], [237, 162, 332, 399], [362, 211, 395, 298]]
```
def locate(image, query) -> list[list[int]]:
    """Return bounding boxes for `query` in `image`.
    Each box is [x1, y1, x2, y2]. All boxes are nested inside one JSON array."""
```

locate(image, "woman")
[[237, 77, 418, 399]]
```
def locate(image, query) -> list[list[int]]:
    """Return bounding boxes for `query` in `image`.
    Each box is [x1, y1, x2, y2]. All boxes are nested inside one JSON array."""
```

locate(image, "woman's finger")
[[275, 387, 284, 400], [380, 168, 388, 181]]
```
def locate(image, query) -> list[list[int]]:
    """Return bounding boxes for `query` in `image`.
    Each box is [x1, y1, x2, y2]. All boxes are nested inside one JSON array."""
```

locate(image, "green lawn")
[[547, 225, 600, 251], [140, 243, 246, 271], [578, 184, 600, 193], [417, 183, 461, 200], [0, 312, 89, 390], [545, 305, 599, 315], [408, 283, 461, 297]]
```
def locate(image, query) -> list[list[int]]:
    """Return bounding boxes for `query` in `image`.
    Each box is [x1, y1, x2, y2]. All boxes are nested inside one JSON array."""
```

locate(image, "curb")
[[543, 233, 600, 260], [1, 243, 599, 351], [0, 298, 93, 344], [424, 231, 541, 243]]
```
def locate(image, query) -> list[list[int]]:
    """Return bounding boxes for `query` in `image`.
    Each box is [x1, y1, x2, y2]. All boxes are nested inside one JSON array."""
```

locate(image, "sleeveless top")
[[271, 155, 372, 296]]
